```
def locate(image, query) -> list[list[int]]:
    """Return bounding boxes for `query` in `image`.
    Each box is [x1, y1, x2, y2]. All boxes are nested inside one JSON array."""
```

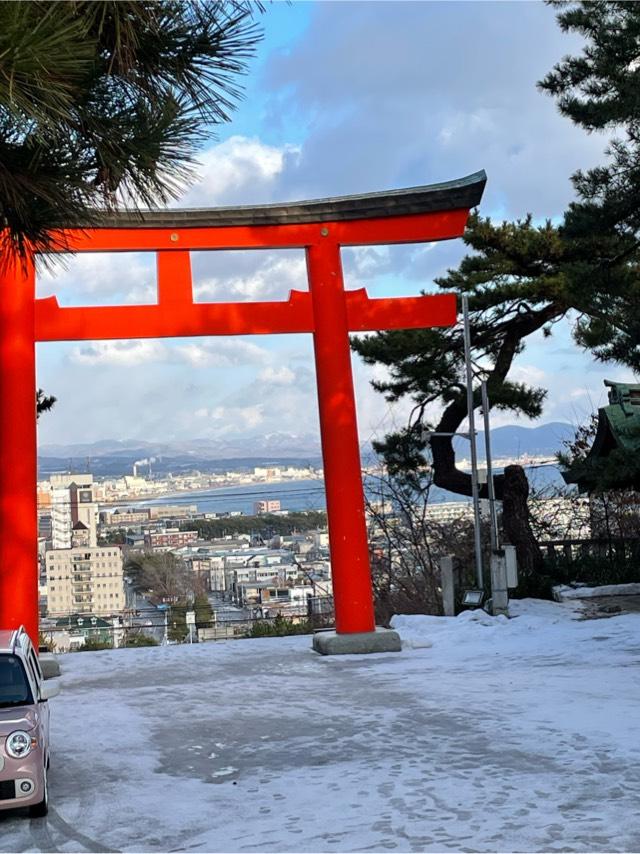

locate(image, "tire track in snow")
[[46, 807, 120, 854]]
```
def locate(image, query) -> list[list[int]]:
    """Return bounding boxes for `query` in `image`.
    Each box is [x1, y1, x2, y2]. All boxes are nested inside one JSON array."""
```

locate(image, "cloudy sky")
[[36, 1, 626, 450]]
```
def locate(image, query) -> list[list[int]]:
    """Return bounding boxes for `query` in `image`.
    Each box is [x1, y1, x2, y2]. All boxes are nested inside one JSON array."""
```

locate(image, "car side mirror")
[[40, 682, 60, 701]]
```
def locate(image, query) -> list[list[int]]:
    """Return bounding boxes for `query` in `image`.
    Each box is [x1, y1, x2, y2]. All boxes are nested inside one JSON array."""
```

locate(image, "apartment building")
[[45, 541, 126, 617], [143, 528, 198, 550], [424, 501, 474, 525]]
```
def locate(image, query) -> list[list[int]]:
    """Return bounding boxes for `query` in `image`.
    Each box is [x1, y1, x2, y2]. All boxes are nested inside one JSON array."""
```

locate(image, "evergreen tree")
[[168, 602, 188, 643], [352, 213, 577, 576], [353, 2, 640, 575], [0, 1, 263, 260], [36, 389, 56, 418], [2, 1, 264, 417], [194, 593, 213, 629], [539, 0, 640, 370]]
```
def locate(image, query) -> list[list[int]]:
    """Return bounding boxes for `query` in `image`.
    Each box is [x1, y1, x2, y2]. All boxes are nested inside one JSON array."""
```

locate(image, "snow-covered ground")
[[553, 582, 640, 599], [2, 599, 640, 853]]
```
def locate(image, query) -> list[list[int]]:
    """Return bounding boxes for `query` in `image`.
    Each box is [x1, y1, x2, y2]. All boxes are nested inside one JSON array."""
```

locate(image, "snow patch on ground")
[[553, 581, 640, 600], [1, 598, 639, 852]]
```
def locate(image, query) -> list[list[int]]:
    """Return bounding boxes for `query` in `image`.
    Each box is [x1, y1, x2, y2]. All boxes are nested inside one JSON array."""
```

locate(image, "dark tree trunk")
[[501, 464, 543, 576], [426, 305, 565, 578]]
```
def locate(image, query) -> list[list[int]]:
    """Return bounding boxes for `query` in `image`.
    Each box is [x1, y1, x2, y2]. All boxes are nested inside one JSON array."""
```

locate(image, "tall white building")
[[50, 474, 97, 549]]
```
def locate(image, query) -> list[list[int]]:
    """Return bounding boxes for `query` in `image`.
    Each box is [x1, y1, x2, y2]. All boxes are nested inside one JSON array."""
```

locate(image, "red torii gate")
[[0, 171, 485, 651]]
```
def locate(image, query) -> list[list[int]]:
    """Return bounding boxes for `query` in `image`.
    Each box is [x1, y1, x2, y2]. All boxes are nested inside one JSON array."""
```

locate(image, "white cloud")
[[353, 360, 417, 442], [38, 252, 156, 305], [257, 366, 295, 385], [510, 364, 547, 386], [175, 339, 267, 367], [265, 2, 607, 218], [193, 253, 307, 303], [342, 246, 393, 289], [181, 136, 301, 207], [67, 338, 268, 369], [210, 404, 265, 431], [69, 340, 167, 366]]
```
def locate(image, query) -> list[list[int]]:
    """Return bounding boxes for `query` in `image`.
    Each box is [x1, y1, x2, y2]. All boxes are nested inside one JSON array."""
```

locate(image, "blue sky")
[[36, 1, 629, 450]]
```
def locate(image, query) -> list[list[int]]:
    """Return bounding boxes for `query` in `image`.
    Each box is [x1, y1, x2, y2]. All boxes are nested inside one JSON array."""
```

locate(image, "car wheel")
[[28, 765, 48, 818]]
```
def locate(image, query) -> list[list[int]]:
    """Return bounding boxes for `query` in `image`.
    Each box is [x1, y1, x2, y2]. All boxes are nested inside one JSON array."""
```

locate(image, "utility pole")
[[480, 379, 510, 616], [158, 605, 168, 646], [481, 380, 500, 552], [462, 295, 483, 590]]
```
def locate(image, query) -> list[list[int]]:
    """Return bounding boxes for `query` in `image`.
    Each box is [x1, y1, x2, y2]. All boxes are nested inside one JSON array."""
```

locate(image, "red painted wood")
[[307, 242, 376, 634], [0, 258, 39, 645], [48, 208, 469, 253], [34, 290, 456, 341], [345, 289, 457, 332], [34, 291, 315, 340], [1, 202, 472, 641], [157, 251, 193, 305]]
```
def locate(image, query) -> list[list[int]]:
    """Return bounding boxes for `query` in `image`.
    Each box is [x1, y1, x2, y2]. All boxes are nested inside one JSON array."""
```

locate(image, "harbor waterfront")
[[124, 465, 566, 517]]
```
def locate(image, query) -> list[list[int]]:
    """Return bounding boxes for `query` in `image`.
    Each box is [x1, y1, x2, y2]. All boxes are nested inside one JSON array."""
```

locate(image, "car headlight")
[[6, 731, 36, 759]]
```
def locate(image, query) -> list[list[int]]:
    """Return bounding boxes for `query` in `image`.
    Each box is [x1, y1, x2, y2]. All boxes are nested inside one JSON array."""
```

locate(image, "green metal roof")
[[54, 614, 111, 629], [563, 380, 640, 490]]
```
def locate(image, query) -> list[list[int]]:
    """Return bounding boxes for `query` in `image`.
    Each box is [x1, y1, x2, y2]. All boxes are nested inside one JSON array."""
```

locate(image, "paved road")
[[126, 585, 166, 644]]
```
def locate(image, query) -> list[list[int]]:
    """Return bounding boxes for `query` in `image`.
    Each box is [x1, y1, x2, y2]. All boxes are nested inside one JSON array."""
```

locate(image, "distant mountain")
[[38, 433, 325, 477], [455, 422, 575, 461], [38, 422, 575, 477], [39, 432, 321, 460]]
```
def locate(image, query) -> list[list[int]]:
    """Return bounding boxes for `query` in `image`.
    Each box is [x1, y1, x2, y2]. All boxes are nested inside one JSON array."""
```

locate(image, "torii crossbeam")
[[0, 171, 485, 648]]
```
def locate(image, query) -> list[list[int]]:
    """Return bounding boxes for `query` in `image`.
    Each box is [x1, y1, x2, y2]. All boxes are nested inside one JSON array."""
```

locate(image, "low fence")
[[541, 537, 640, 586], [40, 597, 336, 651], [543, 537, 640, 563]]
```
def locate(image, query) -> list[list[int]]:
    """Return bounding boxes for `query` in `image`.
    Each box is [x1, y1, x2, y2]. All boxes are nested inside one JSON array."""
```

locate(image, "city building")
[[45, 540, 126, 618], [254, 499, 281, 514], [50, 473, 98, 549], [425, 501, 474, 526], [148, 505, 198, 520], [99, 508, 151, 527], [143, 528, 198, 550]]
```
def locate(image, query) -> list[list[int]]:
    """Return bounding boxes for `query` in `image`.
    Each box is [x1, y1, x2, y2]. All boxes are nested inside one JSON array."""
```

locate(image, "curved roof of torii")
[[88, 170, 487, 229]]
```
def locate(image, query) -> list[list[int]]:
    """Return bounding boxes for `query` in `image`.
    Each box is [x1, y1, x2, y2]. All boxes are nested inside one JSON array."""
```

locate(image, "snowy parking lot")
[[1, 599, 640, 853]]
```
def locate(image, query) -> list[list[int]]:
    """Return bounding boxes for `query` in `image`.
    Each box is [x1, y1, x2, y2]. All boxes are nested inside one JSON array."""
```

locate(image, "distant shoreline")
[[100, 476, 327, 515], [122, 476, 325, 506]]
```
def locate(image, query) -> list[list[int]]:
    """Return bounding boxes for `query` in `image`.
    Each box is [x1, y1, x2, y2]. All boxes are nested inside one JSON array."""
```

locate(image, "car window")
[[0, 655, 34, 707], [32, 652, 43, 682], [28, 649, 42, 681], [26, 653, 40, 695]]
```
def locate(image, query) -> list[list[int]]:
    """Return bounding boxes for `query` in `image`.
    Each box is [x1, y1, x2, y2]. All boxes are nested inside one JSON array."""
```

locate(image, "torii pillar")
[[0, 171, 485, 654]]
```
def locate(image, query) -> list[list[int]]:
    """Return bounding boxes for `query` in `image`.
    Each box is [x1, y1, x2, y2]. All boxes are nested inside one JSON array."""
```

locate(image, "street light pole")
[[481, 380, 500, 553], [462, 295, 483, 590]]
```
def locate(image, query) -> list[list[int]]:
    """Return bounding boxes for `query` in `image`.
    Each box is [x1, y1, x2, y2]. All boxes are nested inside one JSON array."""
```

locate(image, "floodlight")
[[462, 589, 484, 607]]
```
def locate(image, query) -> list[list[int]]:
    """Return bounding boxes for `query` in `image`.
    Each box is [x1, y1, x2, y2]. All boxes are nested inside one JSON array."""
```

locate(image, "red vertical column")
[[307, 240, 376, 634], [0, 256, 39, 644]]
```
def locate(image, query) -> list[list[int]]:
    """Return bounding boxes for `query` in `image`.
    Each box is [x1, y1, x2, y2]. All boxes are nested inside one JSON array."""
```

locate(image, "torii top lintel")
[[35, 170, 486, 342]]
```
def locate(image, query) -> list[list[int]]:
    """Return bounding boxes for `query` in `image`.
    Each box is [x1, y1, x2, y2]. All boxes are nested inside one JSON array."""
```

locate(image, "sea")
[[132, 464, 567, 516]]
